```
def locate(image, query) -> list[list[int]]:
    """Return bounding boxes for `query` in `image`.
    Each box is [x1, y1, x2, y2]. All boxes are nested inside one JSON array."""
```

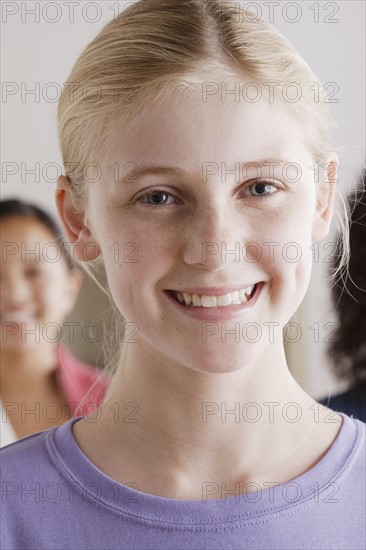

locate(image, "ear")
[[55, 176, 101, 262], [311, 155, 339, 241]]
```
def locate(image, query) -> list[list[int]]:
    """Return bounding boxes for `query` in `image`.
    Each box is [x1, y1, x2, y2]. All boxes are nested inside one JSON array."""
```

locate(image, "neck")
[[95, 339, 329, 497]]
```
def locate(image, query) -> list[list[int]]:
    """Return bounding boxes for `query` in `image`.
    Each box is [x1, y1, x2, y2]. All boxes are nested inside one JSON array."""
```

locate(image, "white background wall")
[[1, 1, 365, 396]]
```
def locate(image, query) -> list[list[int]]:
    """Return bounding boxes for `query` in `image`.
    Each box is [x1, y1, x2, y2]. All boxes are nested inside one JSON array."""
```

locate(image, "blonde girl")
[[1, 1, 365, 549]]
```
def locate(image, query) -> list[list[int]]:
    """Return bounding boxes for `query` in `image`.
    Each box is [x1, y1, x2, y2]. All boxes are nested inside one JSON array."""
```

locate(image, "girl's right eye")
[[134, 190, 179, 209]]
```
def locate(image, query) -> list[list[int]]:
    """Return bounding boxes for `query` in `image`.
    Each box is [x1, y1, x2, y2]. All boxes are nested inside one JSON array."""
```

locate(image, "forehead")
[[1, 216, 53, 242], [104, 83, 309, 169], [0, 217, 56, 263]]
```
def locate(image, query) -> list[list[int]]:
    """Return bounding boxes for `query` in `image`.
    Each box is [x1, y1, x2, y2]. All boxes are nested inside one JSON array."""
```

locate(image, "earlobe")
[[55, 176, 101, 262], [311, 156, 339, 242]]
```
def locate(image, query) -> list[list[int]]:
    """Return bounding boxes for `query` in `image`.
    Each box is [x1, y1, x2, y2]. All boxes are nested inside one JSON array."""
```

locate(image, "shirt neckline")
[[46, 412, 361, 526]]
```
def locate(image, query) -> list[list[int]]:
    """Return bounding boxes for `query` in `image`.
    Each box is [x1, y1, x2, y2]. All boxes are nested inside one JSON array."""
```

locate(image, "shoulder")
[[0, 420, 80, 507], [0, 424, 75, 549], [0, 428, 60, 516], [336, 413, 365, 482], [0, 428, 55, 481]]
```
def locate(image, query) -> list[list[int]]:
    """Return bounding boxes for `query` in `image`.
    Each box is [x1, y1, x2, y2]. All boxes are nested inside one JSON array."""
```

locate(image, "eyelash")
[[134, 180, 281, 210]]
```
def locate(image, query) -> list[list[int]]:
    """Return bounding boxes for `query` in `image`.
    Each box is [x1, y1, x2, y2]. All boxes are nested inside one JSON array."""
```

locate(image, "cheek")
[[102, 233, 176, 322], [258, 206, 314, 302], [102, 219, 174, 281], [267, 241, 313, 314], [105, 253, 161, 309], [36, 276, 70, 317], [261, 194, 314, 262]]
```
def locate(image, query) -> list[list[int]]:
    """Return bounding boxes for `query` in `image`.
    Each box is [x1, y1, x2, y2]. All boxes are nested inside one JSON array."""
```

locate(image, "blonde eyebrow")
[[118, 166, 186, 185], [119, 158, 290, 184], [240, 158, 289, 168]]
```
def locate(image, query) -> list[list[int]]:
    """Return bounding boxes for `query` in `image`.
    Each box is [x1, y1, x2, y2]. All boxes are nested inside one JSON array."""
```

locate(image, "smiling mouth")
[[166, 283, 258, 308]]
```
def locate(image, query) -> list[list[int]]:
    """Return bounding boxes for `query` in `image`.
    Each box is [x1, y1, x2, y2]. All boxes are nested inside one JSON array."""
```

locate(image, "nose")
[[181, 203, 245, 271]]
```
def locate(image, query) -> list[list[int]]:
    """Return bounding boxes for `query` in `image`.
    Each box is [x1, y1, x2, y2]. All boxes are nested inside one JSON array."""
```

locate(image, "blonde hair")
[[58, 0, 351, 405]]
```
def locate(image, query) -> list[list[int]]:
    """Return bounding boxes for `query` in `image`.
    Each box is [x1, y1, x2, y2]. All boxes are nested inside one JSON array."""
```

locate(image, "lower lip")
[[164, 282, 264, 322]]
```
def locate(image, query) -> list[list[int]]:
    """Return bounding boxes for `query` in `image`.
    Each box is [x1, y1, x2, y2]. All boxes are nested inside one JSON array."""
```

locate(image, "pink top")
[[0, 344, 111, 447], [55, 343, 111, 417]]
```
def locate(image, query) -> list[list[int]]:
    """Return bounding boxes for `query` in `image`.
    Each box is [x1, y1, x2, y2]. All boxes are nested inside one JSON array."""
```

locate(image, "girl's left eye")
[[244, 180, 279, 197]]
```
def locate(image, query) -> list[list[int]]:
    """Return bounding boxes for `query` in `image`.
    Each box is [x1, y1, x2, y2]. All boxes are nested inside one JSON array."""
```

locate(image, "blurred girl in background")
[[0, 199, 109, 447]]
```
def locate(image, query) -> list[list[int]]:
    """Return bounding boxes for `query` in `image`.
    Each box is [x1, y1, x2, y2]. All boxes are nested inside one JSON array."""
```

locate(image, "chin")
[[186, 353, 255, 375]]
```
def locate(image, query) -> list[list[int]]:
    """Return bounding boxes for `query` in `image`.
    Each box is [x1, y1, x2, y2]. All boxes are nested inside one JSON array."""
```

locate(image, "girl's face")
[[65, 82, 336, 374], [0, 217, 81, 351]]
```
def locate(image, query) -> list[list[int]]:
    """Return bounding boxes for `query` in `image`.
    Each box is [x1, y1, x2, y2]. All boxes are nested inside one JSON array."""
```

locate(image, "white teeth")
[[192, 294, 201, 306], [183, 293, 192, 306], [216, 294, 232, 307], [201, 295, 217, 308], [239, 289, 246, 301], [174, 285, 257, 308]]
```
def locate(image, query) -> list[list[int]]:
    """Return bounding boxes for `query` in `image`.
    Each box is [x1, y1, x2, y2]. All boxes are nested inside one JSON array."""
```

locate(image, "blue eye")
[[135, 190, 177, 209], [246, 181, 279, 197]]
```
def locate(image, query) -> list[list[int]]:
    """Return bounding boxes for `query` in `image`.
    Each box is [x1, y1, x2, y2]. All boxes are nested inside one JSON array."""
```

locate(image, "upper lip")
[[167, 283, 260, 296]]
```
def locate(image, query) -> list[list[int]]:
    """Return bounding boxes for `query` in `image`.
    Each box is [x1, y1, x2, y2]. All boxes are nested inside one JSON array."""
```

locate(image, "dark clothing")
[[319, 382, 366, 423]]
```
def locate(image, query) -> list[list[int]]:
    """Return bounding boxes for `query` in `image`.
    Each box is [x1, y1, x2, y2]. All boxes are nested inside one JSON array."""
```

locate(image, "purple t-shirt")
[[1, 412, 365, 550]]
